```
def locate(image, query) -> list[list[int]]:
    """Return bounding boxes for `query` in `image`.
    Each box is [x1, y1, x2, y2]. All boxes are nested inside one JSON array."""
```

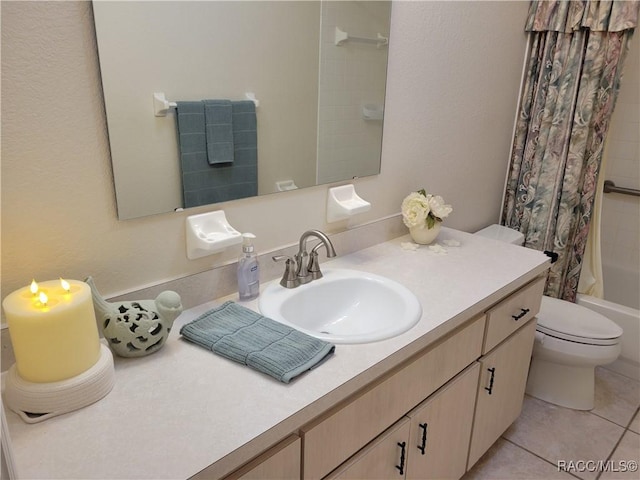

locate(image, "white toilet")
[[475, 225, 623, 410]]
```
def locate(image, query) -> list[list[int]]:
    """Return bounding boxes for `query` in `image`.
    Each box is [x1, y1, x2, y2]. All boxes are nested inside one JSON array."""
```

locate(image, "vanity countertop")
[[3, 228, 549, 479]]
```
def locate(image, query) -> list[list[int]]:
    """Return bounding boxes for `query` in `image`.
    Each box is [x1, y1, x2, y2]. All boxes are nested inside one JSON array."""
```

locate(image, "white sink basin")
[[259, 269, 422, 344]]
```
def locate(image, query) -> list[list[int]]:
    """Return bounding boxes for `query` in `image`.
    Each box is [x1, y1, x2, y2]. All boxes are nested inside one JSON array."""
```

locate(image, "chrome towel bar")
[[603, 180, 640, 198]]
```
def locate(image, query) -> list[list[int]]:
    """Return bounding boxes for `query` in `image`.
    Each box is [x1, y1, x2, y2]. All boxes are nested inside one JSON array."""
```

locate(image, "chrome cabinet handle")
[[396, 441, 406, 475], [418, 422, 428, 455], [511, 308, 530, 321]]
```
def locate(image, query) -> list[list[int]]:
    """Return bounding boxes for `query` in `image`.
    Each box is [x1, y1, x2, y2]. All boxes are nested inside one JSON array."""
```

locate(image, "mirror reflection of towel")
[[203, 99, 234, 165], [231, 100, 258, 189], [176, 101, 207, 172], [177, 99, 258, 207]]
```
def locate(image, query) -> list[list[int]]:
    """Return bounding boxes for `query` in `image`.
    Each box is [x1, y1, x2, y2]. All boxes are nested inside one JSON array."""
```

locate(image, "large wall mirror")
[[93, 1, 391, 220]]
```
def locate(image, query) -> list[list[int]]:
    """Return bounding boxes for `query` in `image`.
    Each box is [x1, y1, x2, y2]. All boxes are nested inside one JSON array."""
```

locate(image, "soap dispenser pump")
[[237, 233, 260, 301]]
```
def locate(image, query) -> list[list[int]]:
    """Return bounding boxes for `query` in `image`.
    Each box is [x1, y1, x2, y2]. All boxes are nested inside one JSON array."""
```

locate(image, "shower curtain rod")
[[603, 180, 640, 197]]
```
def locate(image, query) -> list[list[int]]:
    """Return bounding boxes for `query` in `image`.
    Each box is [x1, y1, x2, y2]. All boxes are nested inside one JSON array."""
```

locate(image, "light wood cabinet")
[[482, 276, 544, 354], [217, 435, 301, 480], [405, 363, 480, 480], [467, 319, 537, 468], [302, 317, 485, 480], [326, 363, 481, 480], [328, 417, 412, 480]]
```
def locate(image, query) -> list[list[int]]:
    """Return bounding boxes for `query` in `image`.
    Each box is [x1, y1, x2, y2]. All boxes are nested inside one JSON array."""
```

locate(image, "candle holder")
[[2, 278, 116, 423], [4, 344, 115, 423]]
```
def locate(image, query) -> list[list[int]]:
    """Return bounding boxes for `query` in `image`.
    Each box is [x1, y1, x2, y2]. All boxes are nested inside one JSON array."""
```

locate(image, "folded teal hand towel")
[[180, 301, 335, 383], [203, 99, 234, 165]]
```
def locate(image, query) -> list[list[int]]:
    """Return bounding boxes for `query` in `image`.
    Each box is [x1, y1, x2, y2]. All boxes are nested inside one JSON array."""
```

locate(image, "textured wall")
[[1, 1, 529, 301]]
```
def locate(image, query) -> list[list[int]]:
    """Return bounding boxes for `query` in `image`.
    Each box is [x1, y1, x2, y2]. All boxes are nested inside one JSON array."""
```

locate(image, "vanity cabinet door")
[[220, 435, 301, 480], [467, 319, 537, 469], [302, 316, 485, 480], [326, 417, 411, 480], [405, 363, 480, 480]]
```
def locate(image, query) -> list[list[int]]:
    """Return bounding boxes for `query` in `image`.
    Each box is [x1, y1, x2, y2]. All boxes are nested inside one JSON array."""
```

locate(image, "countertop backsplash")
[[107, 215, 405, 309]]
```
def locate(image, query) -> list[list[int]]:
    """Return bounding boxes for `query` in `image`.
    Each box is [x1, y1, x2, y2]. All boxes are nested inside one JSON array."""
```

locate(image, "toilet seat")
[[536, 325, 620, 346], [537, 296, 622, 346]]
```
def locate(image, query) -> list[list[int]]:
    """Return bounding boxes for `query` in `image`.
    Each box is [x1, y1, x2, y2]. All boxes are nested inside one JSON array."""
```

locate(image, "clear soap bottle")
[[237, 233, 259, 301]]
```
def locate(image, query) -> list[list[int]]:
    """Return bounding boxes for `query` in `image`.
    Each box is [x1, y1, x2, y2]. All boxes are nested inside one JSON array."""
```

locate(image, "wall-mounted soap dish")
[[276, 180, 298, 192], [362, 104, 384, 121], [327, 184, 371, 223], [186, 211, 242, 259]]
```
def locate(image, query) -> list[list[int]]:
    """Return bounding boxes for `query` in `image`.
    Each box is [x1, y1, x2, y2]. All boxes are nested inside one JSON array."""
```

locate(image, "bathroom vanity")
[[3, 228, 549, 479]]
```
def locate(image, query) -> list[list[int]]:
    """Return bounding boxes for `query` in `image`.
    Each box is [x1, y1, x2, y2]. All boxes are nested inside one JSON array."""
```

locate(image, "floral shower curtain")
[[502, 0, 639, 302]]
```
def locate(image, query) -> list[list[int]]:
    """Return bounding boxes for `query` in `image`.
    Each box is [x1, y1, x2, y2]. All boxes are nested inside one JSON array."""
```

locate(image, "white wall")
[[1, 1, 529, 300], [600, 32, 640, 306]]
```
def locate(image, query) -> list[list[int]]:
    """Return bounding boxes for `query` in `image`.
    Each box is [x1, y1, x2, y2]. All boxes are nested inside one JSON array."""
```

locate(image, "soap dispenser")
[[237, 233, 260, 301]]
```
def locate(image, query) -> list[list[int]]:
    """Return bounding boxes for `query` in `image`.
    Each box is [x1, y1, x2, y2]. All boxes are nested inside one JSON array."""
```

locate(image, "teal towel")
[[203, 100, 234, 165], [176, 100, 207, 171], [180, 301, 335, 383]]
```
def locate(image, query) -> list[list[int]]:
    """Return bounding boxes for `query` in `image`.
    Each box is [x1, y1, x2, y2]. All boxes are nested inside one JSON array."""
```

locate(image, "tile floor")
[[463, 367, 640, 480]]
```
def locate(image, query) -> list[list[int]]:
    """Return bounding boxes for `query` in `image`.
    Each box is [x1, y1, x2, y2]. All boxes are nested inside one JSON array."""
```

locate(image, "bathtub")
[[577, 294, 640, 380], [603, 263, 640, 310]]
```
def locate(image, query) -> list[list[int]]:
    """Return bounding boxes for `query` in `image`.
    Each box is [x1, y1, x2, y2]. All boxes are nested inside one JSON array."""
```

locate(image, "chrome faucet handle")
[[272, 255, 300, 289], [308, 242, 328, 280], [295, 250, 312, 285]]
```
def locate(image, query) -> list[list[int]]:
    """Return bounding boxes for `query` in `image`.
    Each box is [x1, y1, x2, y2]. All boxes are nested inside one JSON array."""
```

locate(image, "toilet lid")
[[536, 296, 623, 345]]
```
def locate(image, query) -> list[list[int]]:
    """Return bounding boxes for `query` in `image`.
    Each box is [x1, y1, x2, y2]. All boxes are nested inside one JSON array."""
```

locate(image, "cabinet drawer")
[[302, 316, 486, 480], [482, 276, 544, 354]]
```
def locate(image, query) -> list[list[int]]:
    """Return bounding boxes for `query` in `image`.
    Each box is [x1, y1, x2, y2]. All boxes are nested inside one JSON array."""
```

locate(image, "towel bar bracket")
[[153, 92, 177, 117]]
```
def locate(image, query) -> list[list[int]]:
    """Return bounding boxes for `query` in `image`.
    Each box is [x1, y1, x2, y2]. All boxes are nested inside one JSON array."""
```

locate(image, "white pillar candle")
[[2, 279, 101, 383]]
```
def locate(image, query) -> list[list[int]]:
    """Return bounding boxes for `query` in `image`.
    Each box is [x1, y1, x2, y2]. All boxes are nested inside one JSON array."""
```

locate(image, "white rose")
[[428, 195, 453, 219], [401, 192, 430, 228]]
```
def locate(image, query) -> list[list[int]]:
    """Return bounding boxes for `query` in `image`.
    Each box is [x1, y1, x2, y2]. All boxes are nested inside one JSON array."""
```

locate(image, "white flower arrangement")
[[401, 189, 453, 229]]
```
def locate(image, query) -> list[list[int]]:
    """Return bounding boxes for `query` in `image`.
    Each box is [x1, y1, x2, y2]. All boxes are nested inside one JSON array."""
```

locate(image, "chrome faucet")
[[273, 230, 337, 288], [296, 230, 337, 283]]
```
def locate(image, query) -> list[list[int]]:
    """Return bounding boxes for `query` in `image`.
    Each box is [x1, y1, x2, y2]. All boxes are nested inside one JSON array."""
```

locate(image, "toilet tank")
[[475, 224, 524, 245]]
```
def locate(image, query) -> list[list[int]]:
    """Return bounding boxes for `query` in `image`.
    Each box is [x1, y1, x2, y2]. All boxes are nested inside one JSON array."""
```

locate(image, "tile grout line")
[[487, 367, 639, 480], [595, 406, 640, 480], [500, 402, 639, 480], [599, 365, 640, 383], [590, 404, 640, 431], [513, 402, 639, 480], [500, 436, 584, 479]]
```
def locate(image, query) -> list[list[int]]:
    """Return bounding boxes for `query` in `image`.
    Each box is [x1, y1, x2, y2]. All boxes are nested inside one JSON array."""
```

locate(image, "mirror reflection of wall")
[[318, 1, 390, 184], [93, 1, 390, 220]]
